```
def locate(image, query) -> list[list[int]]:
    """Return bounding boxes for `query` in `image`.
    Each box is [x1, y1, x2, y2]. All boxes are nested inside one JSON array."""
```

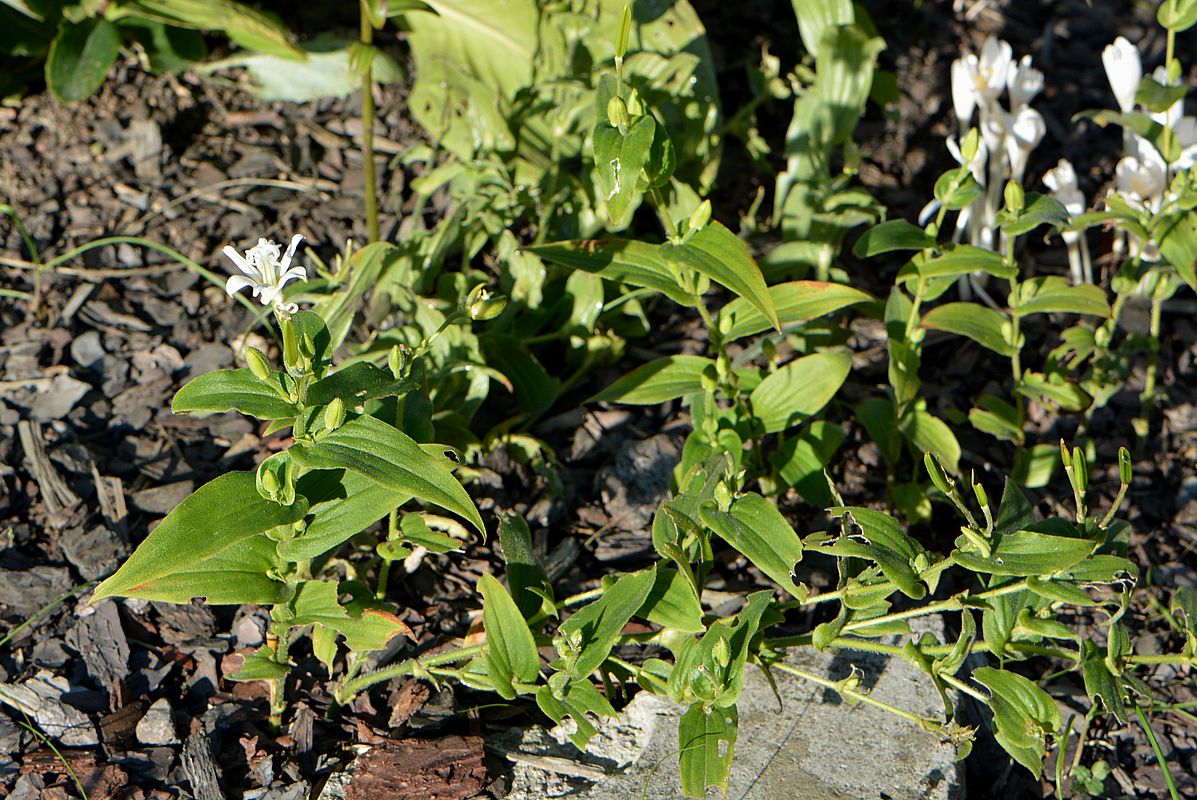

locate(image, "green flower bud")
[[712, 637, 730, 669], [971, 480, 989, 510], [246, 346, 271, 382], [1003, 180, 1025, 216], [256, 452, 296, 506], [465, 284, 508, 321], [388, 344, 410, 379], [960, 128, 980, 164], [607, 96, 630, 130], [687, 199, 712, 233], [1059, 439, 1072, 469], [615, 3, 632, 60], [1118, 446, 1132, 485], [1072, 446, 1088, 493], [924, 452, 953, 495], [324, 397, 346, 431]]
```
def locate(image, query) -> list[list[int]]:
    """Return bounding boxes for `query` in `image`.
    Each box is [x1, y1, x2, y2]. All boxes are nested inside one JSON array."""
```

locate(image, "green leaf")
[[227, 646, 290, 681], [953, 531, 1095, 577], [771, 420, 845, 505], [791, 0, 852, 54], [998, 192, 1071, 237], [113, 535, 287, 605], [117, 0, 303, 60], [279, 470, 411, 561], [1081, 641, 1128, 723], [305, 361, 414, 408], [479, 573, 540, 699], [590, 355, 713, 405], [46, 17, 120, 101], [717, 280, 875, 341], [824, 506, 926, 599], [536, 679, 617, 750], [749, 350, 851, 434], [1159, 212, 1197, 293], [1016, 371, 1092, 412], [665, 222, 779, 330], [1158, 0, 1197, 31], [969, 394, 1024, 445], [172, 368, 297, 420], [1013, 277, 1111, 318], [899, 245, 1017, 283], [899, 409, 961, 474], [559, 567, 656, 678], [497, 514, 553, 622], [289, 414, 484, 534], [289, 580, 412, 654], [594, 115, 656, 228], [678, 702, 737, 798], [701, 493, 805, 600], [921, 302, 1014, 356], [531, 239, 697, 306], [853, 219, 936, 257], [92, 471, 308, 603], [974, 667, 1061, 778], [203, 35, 402, 101], [637, 567, 704, 633], [993, 478, 1035, 537]]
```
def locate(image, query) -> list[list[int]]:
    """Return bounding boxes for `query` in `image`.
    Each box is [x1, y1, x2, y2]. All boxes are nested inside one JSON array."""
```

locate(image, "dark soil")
[[1, 1, 1195, 798]]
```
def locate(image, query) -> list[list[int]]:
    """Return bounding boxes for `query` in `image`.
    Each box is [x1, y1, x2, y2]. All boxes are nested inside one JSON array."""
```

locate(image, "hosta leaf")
[[590, 355, 713, 405], [289, 414, 483, 533], [118, 0, 303, 60], [173, 369, 298, 420], [701, 493, 805, 600], [852, 219, 936, 257], [479, 573, 540, 699], [717, 280, 875, 340], [531, 239, 697, 305], [665, 222, 779, 330], [92, 471, 307, 603], [921, 302, 1015, 355], [749, 350, 851, 434]]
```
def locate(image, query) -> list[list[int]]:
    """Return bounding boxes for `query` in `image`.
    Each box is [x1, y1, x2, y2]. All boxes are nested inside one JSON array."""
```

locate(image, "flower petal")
[[225, 275, 258, 296], [281, 234, 305, 269], [223, 245, 260, 278]]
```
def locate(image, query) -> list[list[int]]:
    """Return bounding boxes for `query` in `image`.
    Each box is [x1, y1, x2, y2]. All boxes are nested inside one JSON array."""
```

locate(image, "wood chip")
[[345, 735, 487, 800], [181, 726, 225, 800], [17, 421, 80, 514]]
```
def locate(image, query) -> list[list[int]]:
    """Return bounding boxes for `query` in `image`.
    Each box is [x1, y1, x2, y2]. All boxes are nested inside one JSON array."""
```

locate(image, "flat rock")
[[136, 698, 178, 746], [500, 642, 963, 800], [30, 372, 91, 421], [131, 481, 195, 515], [0, 670, 98, 746]]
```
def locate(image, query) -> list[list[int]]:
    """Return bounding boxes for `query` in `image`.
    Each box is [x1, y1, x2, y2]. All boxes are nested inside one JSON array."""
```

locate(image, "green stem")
[[1138, 288, 1164, 438], [339, 643, 486, 699], [648, 186, 679, 240], [360, 11, 380, 243], [772, 661, 939, 730]]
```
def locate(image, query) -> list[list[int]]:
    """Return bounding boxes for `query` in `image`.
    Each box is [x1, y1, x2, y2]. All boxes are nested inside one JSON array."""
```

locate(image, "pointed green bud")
[[1004, 180, 1025, 216], [466, 284, 508, 321], [607, 95, 630, 129], [260, 468, 280, 495], [960, 128, 980, 163], [971, 480, 989, 510], [615, 3, 632, 61], [712, 637, 730, 669], [924, 452, 953, 495], [388, 344, 409, 378], [687, 199, 712, 233], [714, 481, 733, 512], [1059, 439, 1072, 469], [246, 346, 271, 382], [1118, 446, 1132, 485], [1072, 446, 1088, 492], [281, 317, 299, 372], [324, 397, 346, 431]]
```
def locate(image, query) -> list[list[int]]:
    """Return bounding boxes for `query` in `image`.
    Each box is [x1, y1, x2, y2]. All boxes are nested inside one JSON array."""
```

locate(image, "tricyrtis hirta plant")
[[91, 233, 495, 724]]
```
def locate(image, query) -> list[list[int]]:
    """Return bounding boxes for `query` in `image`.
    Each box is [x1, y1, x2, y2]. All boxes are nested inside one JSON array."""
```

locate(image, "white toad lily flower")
[[1115, 136, 1166, 211], [223, 234, 307, 314], [973, 37, 1013, 103], [1005, 106, 1046, 184], [1043, 159, 1092, 284], [1006, 55, 1044, 110], [951, 56, 979, 127], [1102, 36, 1141, 115]]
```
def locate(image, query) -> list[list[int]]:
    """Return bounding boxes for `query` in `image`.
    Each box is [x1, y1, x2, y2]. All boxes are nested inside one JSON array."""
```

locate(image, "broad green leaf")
[[1159, 212, 1197, 292], [109, 535, 286, 605], [1013, 277, 1111, 318], [1016, 371, 1091, 412], [116, 0, 303, 60], [1025, 576, 1099, 607], [997, 192, 1070, 237], [202, 36, 403, 101], [899, 245, 1017, 283], [559, 567, 656, 678], [899, 409, 961, 474], [953, 531, 1095, 576], [665, 222, 779, 330], [92, 471, 307, 603], [173, 369, 297, 420], [1081, 641, 1128, 723], [531, 239, 697, 306], [590, 355, 713, 405], [791, 0, 852, 54], [811, 24, 884, 146], [853, 219, 935, 257], [305, 361, 414, 408], [497, 514, 553, 622], [289, 414, 484, 533], [227, 646, 290, 681], [702, 494, 805, 600], [594, 115, 656, 228], [969, 394, 1024, 444], [536, 679, 617, 750], [824, 506, 926, 599], [479, 573, 540, 699], [981, 590, 1025, 659], [974, 667, 1061, 777], [749, 350, 851, 434], [678, 702, 737, 798], [289, 580, 412, 653], [993, 478, 1035, 538], [637, 567, 704, 633], [279, 470, 411, 561], [717, 280, 875, 340], [1158, 0, 1197, 31], [46, 17, 120, 101], [771, 420, 845, 505], [921, 302, 1015, 355]]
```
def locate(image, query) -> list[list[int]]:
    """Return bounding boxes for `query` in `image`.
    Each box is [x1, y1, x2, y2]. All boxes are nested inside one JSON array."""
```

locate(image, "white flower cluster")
[[223, 234, 307, 315], [945, 36, 1047, 252]]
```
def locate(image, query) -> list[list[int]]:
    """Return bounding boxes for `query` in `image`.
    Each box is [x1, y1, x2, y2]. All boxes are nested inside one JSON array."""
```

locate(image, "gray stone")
[[131, 481, 195, 515], [30, 372, 91, 421], [0, 671, 98, 746], [136, 698, 179, 746], [596, 434, 682, 533], [500, 644, 962, 800], [71, 330, 106, 370], [60, 524, 129, 580], [0, 565, 71, 616]]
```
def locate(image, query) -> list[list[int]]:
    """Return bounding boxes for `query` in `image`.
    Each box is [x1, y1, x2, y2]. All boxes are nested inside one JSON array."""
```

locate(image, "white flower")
[[951, 56, 979, 126], [1042, 158, 1084, 217], [1006, 55, 1043, 110], [223, 234, 307, 312], [1005, 106, 1046, 182], [973, 37, 1013, 102], [1149, 65, 1184, 129], [1115, 152, 1166, 209], [1102, 36, 1141, 114], [1173, 116, 1197, 169]]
